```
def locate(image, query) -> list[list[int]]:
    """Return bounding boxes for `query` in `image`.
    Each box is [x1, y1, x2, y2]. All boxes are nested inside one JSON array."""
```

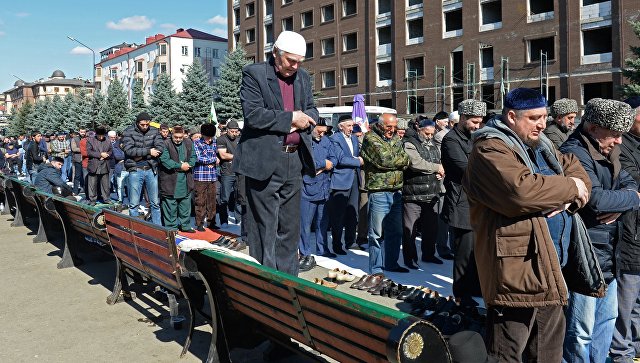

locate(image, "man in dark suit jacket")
[[328, 115, 363, 254], [235, 31, 318, 276]]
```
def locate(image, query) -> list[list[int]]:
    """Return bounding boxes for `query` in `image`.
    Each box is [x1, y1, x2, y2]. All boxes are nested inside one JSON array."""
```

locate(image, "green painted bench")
[[6, 177, 38, 227], [186, 250, 452, 363]]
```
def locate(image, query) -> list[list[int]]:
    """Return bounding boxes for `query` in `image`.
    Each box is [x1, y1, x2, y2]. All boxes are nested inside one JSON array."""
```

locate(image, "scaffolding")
[[539, 50, 549, 101], [435, 66, 446, 112], [466, 62, 476, 100], [499, 56, 510, 109], [407, 69, 418, 114]]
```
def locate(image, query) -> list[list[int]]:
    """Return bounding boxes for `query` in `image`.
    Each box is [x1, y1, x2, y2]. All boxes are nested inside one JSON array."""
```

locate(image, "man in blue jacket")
[[33, 157, 73, 195], [560, 98, 640, 363], [328, 115, 363, 255], [299, 118, 337, 271]]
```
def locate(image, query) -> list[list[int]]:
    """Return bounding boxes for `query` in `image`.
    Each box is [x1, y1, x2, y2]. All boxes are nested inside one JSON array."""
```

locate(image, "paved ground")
[[0, 212, 325, 363]]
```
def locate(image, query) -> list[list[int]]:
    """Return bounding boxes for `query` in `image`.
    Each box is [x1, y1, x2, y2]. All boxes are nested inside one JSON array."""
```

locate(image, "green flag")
[[208, 100, 218, 124]]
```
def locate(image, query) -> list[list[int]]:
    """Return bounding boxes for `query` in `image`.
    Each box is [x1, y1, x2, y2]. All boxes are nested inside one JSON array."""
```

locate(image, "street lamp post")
[[67, 36, 97, 129]]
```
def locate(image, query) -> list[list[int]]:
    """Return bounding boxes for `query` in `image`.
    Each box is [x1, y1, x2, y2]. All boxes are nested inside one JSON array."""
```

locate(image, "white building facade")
[[96, 28, 227, 105]]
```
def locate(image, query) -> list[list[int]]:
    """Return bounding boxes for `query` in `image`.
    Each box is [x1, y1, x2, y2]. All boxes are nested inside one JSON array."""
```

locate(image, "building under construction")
[[229, 0, 639, 115]]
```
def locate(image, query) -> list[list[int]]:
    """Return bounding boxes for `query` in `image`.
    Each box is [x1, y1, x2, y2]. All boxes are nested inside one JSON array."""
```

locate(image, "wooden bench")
[[186, 250, 452, 363], [102, 209, 203, 358], [0, 174, 9, 215], [6, 177, 38, 227]]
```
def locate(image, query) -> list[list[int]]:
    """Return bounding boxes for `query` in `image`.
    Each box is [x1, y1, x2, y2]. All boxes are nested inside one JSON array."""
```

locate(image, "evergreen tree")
[[212, 44, 250, 123], [179, 59, 213, 128], [73, 88, 93, 129], [45, 94, 66, 133], [29, 98, 52, 133], [149, 73, 179, 126], [94, 91, 107, 128], [60, 92, 77, 132], [622, 20, 640, 98], [9, 102, 32, 136], [102, 78, 130, 131], [130, 79, 147, 123]]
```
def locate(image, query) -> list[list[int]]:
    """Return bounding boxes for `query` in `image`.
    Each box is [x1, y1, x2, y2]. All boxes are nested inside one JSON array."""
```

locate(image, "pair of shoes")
[[350, 274, 370, 289], [196, 225, 206, 232], [217, 237, 236, 248], [369, 278, 394, 295], [385, 266, 410, 273], [421, 255, 444, 264], [180, 228, 196, 233], [320, 252, 337, 258], [327, 268, 356, 282], [299, 255, 316, 272], [405, 261, 420, 269], [313, 277, 337, 289], [333, 247, 347, 255], [211, 235, 227, 245], [358, 273, 384, 291], [439, 253, 455, 260]]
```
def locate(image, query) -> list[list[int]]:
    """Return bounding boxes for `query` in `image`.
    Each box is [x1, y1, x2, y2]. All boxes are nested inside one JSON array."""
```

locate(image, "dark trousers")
[[451, 226, 481, 298], [246, 150, 302, 276], [329, 176, 359, 250], [402, 199, 439, 264], [486, 305, 565, 362], [611, 272, 640, 361], [356, 190, 368, 245], [434, 195, 452, 256], [219, 174, 236, 223], [194, 180, 216, 227], [72, 162, 84, 194], [161, 196, 192, 230], [87, 172, 110, 203], [236, 174, 248, 242], [299, 198, 329, 256]]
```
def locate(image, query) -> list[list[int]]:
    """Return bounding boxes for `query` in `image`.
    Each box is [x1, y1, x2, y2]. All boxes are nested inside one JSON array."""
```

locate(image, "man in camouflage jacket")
[[361, 113, 410, 275]]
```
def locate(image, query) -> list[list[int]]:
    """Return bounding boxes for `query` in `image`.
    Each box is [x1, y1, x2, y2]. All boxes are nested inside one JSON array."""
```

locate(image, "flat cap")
[[458, 99, 487, 117], [582, 98, 634, 133], [274, 31, 306, 57], [550, 98, 579, 118]]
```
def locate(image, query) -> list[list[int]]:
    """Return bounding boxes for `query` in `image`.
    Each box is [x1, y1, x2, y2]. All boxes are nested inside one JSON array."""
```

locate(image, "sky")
[[0, 0, 227, 92]]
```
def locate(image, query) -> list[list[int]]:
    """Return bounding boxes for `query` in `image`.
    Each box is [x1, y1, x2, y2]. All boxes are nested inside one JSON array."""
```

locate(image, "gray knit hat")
[[458, 99, 487, 117], [396, 118, 409, 130], [582, 98, 634, 133], [550, 98, 579, 118]]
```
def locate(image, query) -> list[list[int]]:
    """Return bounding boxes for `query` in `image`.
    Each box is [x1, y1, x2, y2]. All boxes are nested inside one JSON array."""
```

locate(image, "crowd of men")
[[2, 28, 640, 361]]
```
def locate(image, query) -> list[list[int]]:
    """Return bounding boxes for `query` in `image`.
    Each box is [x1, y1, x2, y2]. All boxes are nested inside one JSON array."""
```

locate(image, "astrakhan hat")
[[550, 98, 579, 118], [458, 100, 487, 117], [200, 123, 216, 137], [582, 98, 634, 133]]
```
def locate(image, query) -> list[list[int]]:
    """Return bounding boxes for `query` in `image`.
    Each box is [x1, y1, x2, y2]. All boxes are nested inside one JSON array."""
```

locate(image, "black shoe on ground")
[[422, 256, 444, 264], [405, 261, 420, 269], [333, 247, 347, 255], [386, 266, 410, 273], [299, 255, 316, 272], [196, 225, 206, 232], [320, 252, 337, 258], [208, 223, 220, 230], [439, 253, 454, 260]]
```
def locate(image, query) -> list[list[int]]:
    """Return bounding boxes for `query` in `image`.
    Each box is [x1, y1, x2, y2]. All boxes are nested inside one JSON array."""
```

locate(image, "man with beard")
[[216, 120, 241, 225], [544, 98, 579, 149], [463, 88, 591, 362], [159, 124, 170, 140], [193, 123, 218, 231], [441, 99, 485, 303], [70, 129, 86, 194], [86, 125, 113, 204]]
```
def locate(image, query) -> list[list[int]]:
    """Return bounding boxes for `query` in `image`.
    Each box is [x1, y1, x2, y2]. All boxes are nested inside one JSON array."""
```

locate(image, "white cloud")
[[207, 15, 227, 25], [15, 12, 30, 18], [106, 15, 154, 31], [159, 23, 178, 31], [70, 46, 93, 55], [212, 28, 227, 38]]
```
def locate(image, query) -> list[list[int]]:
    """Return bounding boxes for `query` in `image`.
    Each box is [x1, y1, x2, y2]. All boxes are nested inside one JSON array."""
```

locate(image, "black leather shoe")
[[212, 236, 226, 245], [321, 252, 337, 258], [196, 225, 206, 232], [369, 278, 393, 295], [421, 255, 444, 264], [386, 266, 410, 273], [208, 223, 220, 230], [359, 273, 384, 291], [398, 286, 418, 301], [350, 274, 370, 289], [405, 261, 420, 269], [439, 253, 454, 260], [333, 247, 347, 255], [299, 256, 316, 272]]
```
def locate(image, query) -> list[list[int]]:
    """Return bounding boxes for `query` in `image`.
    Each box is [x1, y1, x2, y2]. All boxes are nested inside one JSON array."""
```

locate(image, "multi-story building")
[[3, 70, 94, 114], [229, 0, 640, 115], [96, 28, 228, 105]]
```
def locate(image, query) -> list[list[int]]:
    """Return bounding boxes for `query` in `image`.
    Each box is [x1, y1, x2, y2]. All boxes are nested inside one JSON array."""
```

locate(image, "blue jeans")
[[299, 198, 329, 257], [563, 279, 618, 363], [127, 168, 161, 225], [116, 170, 129, 203], [367, 191, 403, 275], [610, 273, 640, 363]]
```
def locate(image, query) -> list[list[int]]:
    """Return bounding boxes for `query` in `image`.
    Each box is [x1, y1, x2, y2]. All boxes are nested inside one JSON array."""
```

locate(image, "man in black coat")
[[441, 99, 485, 305], [26, 131, 46, 182], [236, 30, 317, 276], [33, 157, 73, 195], [86, 125, 113, 204]]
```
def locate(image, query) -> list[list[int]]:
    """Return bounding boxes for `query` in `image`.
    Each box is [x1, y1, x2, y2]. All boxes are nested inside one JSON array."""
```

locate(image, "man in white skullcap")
[[237, 30, 317, 272]]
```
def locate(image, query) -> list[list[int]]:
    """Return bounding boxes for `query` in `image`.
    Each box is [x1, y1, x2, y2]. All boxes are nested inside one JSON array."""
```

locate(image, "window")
[[378, 99, 393, 108], [343, 66, 358, 85], [282, 17, 293, 31], [378, 0, 391, 14], [343, 32, 357, 51], [246, 28, 256, 43], [453, 87, 464, 109], [529, 37, 555, 61], [212, 67, 220, 77], [213, 49, 219, 59], [408, 0, 422, 6], [246, 2, 255, 17], [305, 42, 314, 59], [283, 0, 292, 4], [378, 26, 392, 45], [322, 37, 335, 56], [234, 8, 240, 26], [265, 0, 274, 16], [233, 33, 240, 49], [445, 9, 463, 32], [96, 68, 102, 77], [480, 0, 502, 25], [110, 69, 117, 79], [54, 87, 59, 93], [136, 61, 143, 72], [378, 61, 392, 81], [159, 43, 167, 55], [481, 47, 494, 68], [481, 85, 495, 109], [408, 96, 425, 114], [195, 47, 201, 57], [407, 18, 424, 43], [452, 50, 463, 83], [583, 27, 612, 56], [65, 88, 70, 93], [322, 70, 336, 88], [406, 57, 424, 77], [265, 23, 274, 44], [301, 10, 313, 28], [583, 0, 608, 5], [342, 0, 357, 17], [321, 4, 335, 22], [181, 46, 188, 56], [583, 82, 613, 103], [530, 0, 553, 15]]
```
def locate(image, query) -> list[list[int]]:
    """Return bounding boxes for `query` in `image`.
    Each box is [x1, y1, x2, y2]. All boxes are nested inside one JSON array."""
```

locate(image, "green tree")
[[622, 20, 640, 98], [9, 101, 33, 136], [93, 90, 107, 128], [28, 98, 52, 133], [101, 78, 130, 131], [212, 44, 250, 123], [60, 92, 77, 132], [72, 88, 93, 129], [179, 59, 213, 128], [43, 94, 65, 133], [149, 73, 179, 126], [130, 79, 147, 123]]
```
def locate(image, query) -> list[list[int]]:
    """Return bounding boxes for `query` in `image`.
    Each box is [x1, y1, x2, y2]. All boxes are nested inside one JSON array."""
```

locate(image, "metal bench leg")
[[10, 199, 24, 227], [57, 237, 76, 269], [180, 296, 196, 358], [33, 218, 47, 243], [1, 193, 9, 215], [196, 271, 229, 363], [106, 259, 136, 304]]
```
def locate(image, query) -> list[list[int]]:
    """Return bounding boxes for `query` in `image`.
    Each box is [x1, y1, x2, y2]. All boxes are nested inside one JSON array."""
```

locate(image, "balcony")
[[582, 52, 612, 65], [527, 11, 554, 23], [580, 1, 611, 24], [480, 21, 502, 32], [480, 67, 494, 81], [377, 43, 392, 56]]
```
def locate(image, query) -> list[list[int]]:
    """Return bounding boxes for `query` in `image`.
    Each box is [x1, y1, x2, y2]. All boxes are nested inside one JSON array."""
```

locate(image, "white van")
[[318, 106, 397, 129]]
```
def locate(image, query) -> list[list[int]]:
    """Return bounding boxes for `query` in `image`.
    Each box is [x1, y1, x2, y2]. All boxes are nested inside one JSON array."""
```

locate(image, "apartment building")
[[96, 28, 227, 105], [229, 0, 640, 115]]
